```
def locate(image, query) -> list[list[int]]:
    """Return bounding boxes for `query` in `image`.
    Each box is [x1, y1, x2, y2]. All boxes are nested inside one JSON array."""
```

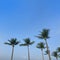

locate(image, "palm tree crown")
[[4, 38, 19, 47], [36, 29, 49, 40], [20, 38, 34, 46], [36, 42, 45, 50], [52, 51, 58, 57], [45, 50, 49, 55]]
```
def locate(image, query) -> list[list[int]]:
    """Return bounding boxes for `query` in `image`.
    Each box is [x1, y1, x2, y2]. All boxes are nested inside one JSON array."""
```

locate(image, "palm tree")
[[36, 29, 51, 60], [4, 38, 19, 60], [52, 51, 59, 60], [20, 38, 34, 60], [36, 42, 45, 60]]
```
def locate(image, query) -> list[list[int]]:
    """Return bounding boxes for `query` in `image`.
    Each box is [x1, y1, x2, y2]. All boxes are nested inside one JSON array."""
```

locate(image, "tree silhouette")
[[20, 38, 34, 60], [52, 51, 59, 60], [4, 38, 19, 60], [36, 29, 51, 60], [36, 42, 45, 60]]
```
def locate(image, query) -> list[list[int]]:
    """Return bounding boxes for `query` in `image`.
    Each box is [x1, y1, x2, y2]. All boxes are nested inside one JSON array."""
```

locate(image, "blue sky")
[[0, 0, 60, 60]]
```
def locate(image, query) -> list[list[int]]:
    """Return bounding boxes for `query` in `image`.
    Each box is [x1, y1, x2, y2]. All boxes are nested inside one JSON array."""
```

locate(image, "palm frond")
[[15, 41, 20, 45], [36, 42, 45, 49], [20, 38, 34, 46], [29, 41, 35, 45], [24, 38, 30, 44], [36, 29, 50, 40], [4, 42, 11, 45], [52, 51, 58, 57], [20, 44, 27, 46], [35, 36, 43, 39]]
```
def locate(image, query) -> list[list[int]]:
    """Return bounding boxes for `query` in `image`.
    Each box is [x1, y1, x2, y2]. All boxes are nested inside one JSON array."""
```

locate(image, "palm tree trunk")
[[41, 49, 44, 60], [27, 45, 30, 60], [11, 46, 14, 60], [45, 39, 51, 60]]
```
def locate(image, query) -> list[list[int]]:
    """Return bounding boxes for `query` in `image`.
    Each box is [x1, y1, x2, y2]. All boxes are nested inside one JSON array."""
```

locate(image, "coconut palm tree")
[[20, 38, 34, 60], [36, 42, 45, 60], [4, 38, 19, 60], [36, 29, 51, 60], [52, 51, 59, 60]]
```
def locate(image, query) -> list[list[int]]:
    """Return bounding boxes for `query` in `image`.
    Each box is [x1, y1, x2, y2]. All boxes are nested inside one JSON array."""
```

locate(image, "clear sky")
[[0, 0, 60, 60]]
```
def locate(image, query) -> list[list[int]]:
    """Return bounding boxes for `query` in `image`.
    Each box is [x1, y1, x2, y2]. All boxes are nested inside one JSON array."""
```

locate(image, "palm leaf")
[[36, 29, 50, 40], [36, 42, 45, 49], [24, 38, 30, 44], [15, 41, 20, 45], [20, 38, 34, 46], [29, 41, 35, 45], [4, 38, 19, 46], [20, 44, 27, 46], [52, 51, 58, 57], [44, 50, 49, 55], [4, 42, 11, 45]]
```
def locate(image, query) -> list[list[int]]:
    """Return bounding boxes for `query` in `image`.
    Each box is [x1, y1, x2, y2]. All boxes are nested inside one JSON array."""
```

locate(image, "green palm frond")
[[52, 51, 58, 58], [36, 29, 50, 40], [24, 38, 30, 44], [36, 36, 43, 39], [10, 38, 17, 44], [20, 38, 34, 46], [44, 50, 49, 55], [4, 38, 19, 46], [29, 41, 35, 45], [4, 42, 11, 45], [20, 44, 27, 46], [15, 41, 20, 45], [36, 42, 45, 49]]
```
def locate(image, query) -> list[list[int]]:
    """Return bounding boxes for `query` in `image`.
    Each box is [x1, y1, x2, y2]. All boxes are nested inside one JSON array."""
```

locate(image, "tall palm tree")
[[52, 51, 59, 60], [36, 29, 51, 60], [20, 38, 34, 60], [36, 42, 45, 60], [4, 38, 19, 60]]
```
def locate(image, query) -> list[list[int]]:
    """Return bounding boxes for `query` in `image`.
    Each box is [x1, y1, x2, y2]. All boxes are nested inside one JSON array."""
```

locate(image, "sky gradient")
[[0, 0, 60, 60]]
